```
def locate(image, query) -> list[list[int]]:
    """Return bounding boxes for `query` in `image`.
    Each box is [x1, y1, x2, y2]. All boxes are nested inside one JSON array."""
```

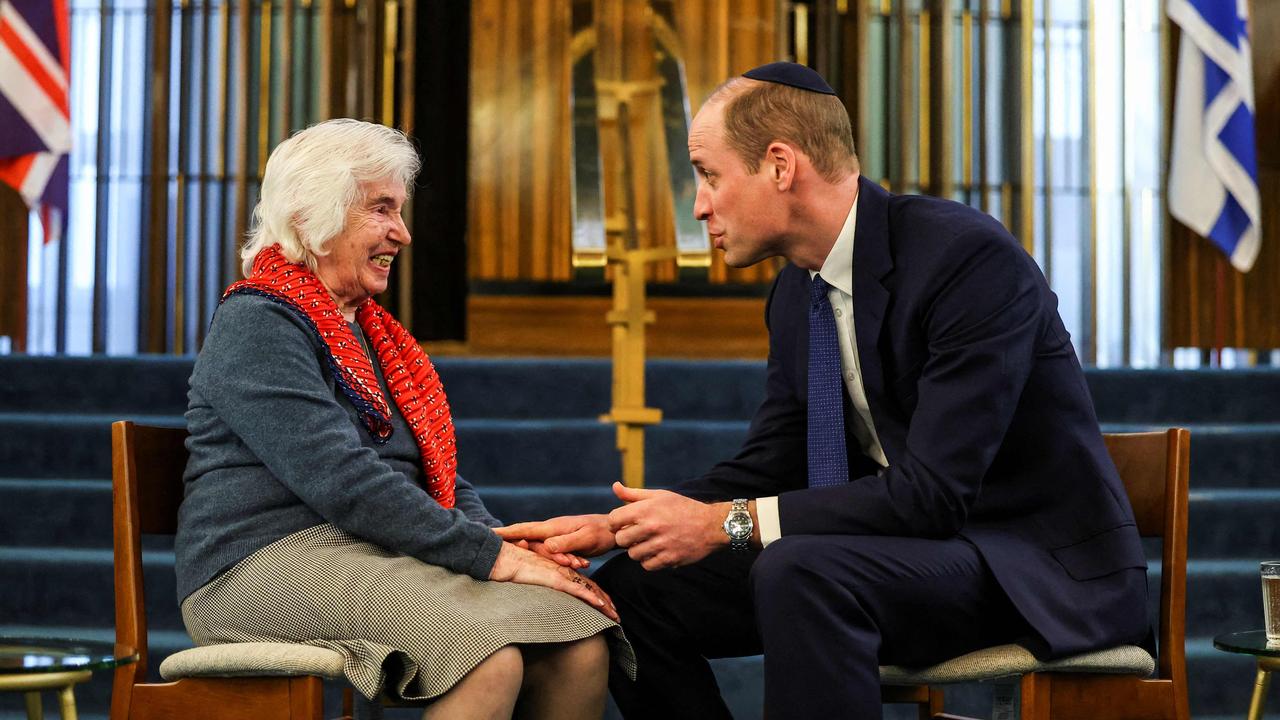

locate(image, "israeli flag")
[[1167, 0, 1260, 273]]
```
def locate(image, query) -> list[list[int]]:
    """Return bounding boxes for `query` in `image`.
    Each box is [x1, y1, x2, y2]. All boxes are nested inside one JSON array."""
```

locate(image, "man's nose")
[[693, 183, 711, 221]]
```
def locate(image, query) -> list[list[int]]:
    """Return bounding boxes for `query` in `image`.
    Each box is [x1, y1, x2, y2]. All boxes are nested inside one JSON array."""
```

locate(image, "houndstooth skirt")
[[181, 524, 634, 701]]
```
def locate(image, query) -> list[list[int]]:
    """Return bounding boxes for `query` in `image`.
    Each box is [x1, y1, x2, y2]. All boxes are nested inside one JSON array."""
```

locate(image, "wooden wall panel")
[[0, 186, 27, 351], [468, 0, 781, 286], [468, 0, 574, 283], [466, 295, 769, 357], [1165, 2, 1279, 349]]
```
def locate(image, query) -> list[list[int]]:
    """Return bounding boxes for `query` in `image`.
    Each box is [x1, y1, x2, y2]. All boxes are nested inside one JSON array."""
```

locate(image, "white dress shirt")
[[755, 196, 888, 546]]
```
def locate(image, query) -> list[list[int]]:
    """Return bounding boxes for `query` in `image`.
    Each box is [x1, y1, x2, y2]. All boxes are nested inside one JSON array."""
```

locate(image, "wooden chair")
[[110, 420, 351, 720], [880, 429, 1191, 720]]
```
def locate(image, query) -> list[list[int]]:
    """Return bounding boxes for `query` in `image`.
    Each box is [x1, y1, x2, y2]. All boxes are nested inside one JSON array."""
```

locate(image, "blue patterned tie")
[[807, 274, 849, 487]]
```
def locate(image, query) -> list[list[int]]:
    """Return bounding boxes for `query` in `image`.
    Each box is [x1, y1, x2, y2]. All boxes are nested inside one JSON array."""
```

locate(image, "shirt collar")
[[808, 192, 857, 296]]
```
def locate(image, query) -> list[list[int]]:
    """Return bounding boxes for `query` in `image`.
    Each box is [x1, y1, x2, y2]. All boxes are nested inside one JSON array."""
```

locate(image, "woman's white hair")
[[241, 118, 422, 276]]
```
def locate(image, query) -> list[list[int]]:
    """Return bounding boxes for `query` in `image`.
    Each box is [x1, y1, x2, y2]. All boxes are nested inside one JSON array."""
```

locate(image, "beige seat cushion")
[[879, 644, 1155, 685], [159, 642, 346, 681]]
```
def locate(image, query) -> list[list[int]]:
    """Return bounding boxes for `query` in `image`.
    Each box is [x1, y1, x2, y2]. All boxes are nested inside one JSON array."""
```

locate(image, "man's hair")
[[241, 118, 421, 276], [709, 78, 858, 183]]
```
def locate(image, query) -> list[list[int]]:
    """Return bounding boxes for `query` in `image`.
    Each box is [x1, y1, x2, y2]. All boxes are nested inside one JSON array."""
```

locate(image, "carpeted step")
[[7, 478, 1279, 563], [1182, 560, 1271, 641], [1188, 490, 1280, 558], [0, 547, 169, 631], [455, 418, 748, 487], [5, 356, 1278, 424], [0, 479, 114, 548], [3, 357, 1276, 720], [5, 627, 1274, 720], [0, 480, 621, 548], [1087, 369, 1280, 424], [0, 546, 617, 635], [0, 356, 194, 414], [0, 356, 765, 421], [3, 614, 1276, 718], [0, 413, 183, 479], [0, 413, 751, 486], [7, 546, 1269, 650], [4, 412, 1272, 491], [459, 420, 1275, 491]]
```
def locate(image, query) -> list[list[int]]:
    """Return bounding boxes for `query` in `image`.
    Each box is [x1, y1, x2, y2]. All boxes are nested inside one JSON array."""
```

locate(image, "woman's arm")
[[453, 474, 502, 528], [194, 295, 502, 579]]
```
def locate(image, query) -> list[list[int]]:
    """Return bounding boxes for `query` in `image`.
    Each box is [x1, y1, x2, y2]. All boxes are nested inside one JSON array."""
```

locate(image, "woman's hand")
[[489, 541, 619, 622], [510, 539, 590, 569]]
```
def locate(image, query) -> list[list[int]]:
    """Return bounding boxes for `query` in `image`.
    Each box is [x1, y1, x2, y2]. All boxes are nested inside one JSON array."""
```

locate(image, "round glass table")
[[1213, 630, 1280, 720], [0, 637, 138, 720]]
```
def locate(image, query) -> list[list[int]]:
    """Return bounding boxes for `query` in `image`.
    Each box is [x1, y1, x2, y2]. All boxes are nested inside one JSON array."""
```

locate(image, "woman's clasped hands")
[[489, 540, 619, 622]]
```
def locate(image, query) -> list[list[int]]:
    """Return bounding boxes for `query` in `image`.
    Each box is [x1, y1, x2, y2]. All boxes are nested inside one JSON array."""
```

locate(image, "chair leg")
[[23, 691, 42, 720], [287, 676, 324, 719], [57, 684, 78, 720], [1020, 673, 1050, 720], [342, 687, 354, 718], [920, 687, 943, 720]]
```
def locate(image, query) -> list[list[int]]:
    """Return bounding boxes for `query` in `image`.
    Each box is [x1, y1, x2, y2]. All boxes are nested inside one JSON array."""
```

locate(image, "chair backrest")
[[1102, 429, 1190, 687], [111, 420, 190, 678]]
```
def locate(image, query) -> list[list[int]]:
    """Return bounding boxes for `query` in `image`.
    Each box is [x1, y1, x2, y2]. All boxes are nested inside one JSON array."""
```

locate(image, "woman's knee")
[[475, 644, 524, 689], [558, 633, 609, 675], [525, 633, 609, 677]]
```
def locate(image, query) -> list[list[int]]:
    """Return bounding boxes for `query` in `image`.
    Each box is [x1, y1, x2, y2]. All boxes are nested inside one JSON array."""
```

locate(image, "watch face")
[[724, 513, 752, 540]]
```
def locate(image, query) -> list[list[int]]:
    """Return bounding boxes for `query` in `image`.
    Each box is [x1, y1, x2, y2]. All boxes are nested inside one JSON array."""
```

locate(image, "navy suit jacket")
[[677, 177, 1149, 658]]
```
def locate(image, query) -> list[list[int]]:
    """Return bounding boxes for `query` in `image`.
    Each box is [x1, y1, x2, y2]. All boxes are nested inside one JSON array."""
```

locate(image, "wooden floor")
[[425, 295, 769, 358]]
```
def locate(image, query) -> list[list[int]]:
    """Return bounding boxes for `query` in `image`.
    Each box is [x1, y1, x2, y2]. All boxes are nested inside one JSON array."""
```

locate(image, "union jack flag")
[[0, 0, 70, 245]]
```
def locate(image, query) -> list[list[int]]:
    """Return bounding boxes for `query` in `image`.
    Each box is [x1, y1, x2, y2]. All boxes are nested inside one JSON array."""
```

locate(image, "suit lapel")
[[852, 177, 893, 431]]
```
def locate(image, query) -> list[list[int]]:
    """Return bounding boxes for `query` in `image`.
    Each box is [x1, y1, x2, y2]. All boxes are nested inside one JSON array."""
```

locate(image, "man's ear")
[[765, 141, 796, 191]]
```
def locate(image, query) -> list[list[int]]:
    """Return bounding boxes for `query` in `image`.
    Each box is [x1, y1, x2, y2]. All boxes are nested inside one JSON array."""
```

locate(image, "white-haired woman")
[[176, 118, 632, 719]]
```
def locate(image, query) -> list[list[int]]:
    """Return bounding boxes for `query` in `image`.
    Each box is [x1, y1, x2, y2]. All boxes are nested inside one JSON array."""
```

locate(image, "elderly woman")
[[175, 118, 631, 719]]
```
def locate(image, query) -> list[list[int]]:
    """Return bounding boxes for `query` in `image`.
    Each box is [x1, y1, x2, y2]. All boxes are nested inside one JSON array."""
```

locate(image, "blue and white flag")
[[1167, 0, 1260, 273]]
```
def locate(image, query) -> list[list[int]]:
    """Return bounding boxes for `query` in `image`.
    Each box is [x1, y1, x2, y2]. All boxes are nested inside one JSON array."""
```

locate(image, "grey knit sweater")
[[175, 293, 503, 601]]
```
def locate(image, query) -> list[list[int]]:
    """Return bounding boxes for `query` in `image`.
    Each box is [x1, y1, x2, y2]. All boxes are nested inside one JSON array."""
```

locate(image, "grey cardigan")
[[175, 293, 503, 601]]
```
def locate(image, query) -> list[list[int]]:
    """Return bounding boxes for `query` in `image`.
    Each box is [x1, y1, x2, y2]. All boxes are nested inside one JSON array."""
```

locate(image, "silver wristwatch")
[[722, 498, 753, 551]]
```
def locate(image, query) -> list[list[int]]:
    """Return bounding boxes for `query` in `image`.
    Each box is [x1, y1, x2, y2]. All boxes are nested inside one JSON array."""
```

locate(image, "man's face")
[[688, 102, 785, 268], [314, 177, 411, 312]]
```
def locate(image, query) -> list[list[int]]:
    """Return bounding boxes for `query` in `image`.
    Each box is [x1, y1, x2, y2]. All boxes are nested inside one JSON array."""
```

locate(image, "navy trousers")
[[594, 534, 1035, 720]]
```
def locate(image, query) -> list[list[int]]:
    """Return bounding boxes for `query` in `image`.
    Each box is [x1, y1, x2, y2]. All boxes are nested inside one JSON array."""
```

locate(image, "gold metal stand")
[[1247, 656, 1280, 720], [596, 94, 676, 489], [0, 669, 92, 720], [600, 243, 675, 488]]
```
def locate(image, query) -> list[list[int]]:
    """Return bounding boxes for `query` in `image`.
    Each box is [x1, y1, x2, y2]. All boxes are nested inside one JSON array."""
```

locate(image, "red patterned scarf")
[[221, 245, 457, 508]]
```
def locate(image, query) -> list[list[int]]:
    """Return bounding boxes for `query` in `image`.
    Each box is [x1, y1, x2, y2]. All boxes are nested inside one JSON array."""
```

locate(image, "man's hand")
[[607, 482, 726, 570], [494, 514, 618, 557]]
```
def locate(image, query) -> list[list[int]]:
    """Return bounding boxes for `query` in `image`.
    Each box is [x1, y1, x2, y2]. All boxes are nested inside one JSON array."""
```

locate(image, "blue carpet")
[[1, 355, 1278, 718]]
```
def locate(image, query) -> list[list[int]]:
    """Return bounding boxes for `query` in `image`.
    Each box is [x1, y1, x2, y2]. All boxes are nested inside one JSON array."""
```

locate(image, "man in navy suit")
[[498, 62, 1148, 719]]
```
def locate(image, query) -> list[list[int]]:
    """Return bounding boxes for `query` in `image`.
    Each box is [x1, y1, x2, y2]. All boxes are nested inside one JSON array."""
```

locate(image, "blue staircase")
[[1, 356, 1277, 718]]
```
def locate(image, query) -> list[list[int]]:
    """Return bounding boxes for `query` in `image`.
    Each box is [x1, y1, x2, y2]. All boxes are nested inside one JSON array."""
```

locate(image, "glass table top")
[[0, 637, 138, 674], [1213, 630, 1280, 658]]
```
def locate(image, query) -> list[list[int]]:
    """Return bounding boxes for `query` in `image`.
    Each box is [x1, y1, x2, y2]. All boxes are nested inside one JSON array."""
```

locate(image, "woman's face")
[[314, 177, 411, 316]]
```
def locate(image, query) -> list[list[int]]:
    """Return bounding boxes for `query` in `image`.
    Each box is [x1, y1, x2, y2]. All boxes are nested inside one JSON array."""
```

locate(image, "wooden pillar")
[[0, 186, 28, 352]]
